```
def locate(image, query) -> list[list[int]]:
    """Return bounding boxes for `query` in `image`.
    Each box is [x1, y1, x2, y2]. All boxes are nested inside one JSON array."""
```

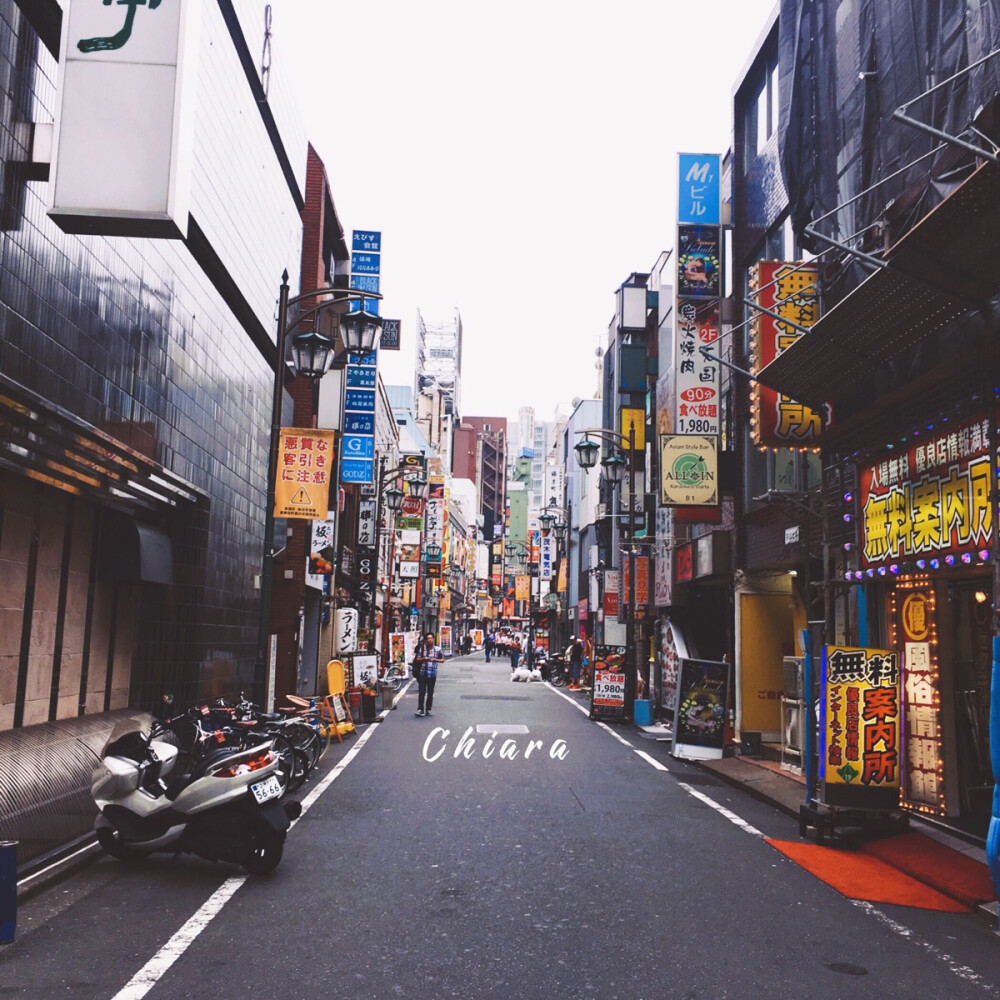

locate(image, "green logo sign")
[[78, 0, 162, 53], [671, 453, 710, 488]]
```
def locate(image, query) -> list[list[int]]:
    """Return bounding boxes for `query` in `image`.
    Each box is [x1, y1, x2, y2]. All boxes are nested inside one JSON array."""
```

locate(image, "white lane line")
[[633, 749, 670, 771], [552, 680, 997, 992], [109, 877, 245, 1000], [110, 715, 382, 1000], [849, 900, 998, 992], [297, 716, 381, 816], [676, 782, 764, 836]]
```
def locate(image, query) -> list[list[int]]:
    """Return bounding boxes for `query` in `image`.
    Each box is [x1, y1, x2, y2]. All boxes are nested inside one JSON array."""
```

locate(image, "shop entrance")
[[948, 582, 993, 830]]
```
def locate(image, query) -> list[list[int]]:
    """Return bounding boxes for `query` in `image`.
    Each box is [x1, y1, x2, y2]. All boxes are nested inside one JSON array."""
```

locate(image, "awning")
[[759, 161, 1000, 408]]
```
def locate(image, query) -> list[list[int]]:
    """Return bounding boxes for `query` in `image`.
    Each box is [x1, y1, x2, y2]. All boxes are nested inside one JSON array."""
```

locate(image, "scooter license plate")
[[251, 775, 282, 804]]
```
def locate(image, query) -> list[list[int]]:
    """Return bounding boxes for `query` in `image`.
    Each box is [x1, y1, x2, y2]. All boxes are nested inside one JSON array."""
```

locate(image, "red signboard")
[[859, 415, 993, 567], [750, 261, 826, 446], [675, 543, 694, 583]]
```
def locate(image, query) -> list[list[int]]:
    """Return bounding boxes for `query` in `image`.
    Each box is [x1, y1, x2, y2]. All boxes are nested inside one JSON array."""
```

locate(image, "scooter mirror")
[[154, 693, 175, 720]]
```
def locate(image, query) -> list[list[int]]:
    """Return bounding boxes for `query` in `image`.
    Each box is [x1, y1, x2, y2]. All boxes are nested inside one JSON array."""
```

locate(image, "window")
[[744, 55, 779, 166]]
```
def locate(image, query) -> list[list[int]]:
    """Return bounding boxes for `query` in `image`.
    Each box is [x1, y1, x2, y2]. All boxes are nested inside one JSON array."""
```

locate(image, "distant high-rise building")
[[453, 416, 507, 538], [415, 309, 462, 418]]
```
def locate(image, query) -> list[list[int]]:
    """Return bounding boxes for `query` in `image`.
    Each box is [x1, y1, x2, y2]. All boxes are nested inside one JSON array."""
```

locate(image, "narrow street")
[[4, 652, 999, 1000]]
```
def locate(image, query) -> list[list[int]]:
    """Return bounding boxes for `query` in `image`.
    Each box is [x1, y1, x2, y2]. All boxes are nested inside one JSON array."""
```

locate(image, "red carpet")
[[766, 834, 992, 912], [860, 832, 995, 909]]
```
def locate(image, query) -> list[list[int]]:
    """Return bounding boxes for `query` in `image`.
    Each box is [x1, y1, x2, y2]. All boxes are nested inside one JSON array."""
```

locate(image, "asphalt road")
[[3, 652, 1000, 999]]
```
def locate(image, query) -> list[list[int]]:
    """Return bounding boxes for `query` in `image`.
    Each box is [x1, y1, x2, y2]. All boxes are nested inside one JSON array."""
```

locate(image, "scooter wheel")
[[241, 826, 284, 875], [96, 827, 144, 862]]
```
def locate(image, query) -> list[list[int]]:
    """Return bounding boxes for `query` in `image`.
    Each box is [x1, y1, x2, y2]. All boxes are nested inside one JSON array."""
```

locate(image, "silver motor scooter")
[[92, 699, 302, 874]]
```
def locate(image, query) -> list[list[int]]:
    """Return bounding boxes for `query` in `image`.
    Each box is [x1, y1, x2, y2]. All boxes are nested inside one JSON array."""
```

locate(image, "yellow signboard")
[[515, 575, 530, 601], [274, 428, 335, 520], [822, 645, 901, 810], [620, 407, 645, 450]]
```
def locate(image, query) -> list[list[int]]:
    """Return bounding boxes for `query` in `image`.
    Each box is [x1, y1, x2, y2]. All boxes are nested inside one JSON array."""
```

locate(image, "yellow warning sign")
[[274, 428, 335, 520]]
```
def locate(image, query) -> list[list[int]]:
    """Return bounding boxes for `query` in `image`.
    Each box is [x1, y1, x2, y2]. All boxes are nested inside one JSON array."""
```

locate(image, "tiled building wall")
[[0, 1, 304, 723]]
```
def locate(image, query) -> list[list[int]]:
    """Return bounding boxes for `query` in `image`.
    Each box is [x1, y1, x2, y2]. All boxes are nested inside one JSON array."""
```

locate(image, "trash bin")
[[633, 699, 653, 726], [0, 840, 17, 945]]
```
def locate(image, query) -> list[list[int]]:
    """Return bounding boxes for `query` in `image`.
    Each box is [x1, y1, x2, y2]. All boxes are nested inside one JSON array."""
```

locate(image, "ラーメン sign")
[[659, 435, 718, 507]]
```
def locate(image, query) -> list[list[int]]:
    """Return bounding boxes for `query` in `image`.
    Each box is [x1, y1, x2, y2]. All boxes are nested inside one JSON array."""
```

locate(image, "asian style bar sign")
[[822, 645, 901, 810], [274, 429, 334, 520]]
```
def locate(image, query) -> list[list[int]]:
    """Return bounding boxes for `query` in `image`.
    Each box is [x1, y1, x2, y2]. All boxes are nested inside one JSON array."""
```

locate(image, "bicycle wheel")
[[269, 733, 296, 796], [384, 666, 405, 692], [283, 721, 321, 772]]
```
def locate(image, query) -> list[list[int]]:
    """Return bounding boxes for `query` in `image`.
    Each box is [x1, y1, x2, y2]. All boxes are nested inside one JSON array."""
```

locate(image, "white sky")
[[279, 1, 777, 426]]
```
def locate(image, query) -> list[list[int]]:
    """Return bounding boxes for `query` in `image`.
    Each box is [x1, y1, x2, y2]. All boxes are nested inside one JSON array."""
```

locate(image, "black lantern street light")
[[574, 421, 640, 722], [255, 272, 382, 704]]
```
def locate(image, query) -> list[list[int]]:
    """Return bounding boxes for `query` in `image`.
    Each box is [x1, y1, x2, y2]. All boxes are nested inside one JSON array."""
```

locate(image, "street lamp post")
[[256, 274, 382, 706], [504, 539, 536, 669], [369, 460, 426, 669], [574, 420, 640, 721], [538, 499, 571, 651]]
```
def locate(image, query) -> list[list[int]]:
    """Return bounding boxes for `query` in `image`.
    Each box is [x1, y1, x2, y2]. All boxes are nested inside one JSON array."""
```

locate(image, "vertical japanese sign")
[[539, 534, 555, 581], [750, 261, 825, 446], [822, 646, 901, 809], [51, 0, 197, 237], [341, 349, 377, 483], [306, 518, 335, 589], [275, 429, 335, 519], [603, 570, 620, 619], [894, 585, 945, 815], [350, 230, 381, 314], [675, 154, 722, 460]]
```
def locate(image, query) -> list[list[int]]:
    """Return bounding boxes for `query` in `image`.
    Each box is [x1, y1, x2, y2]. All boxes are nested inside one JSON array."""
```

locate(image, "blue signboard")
[[351, 253, 380, 275], [350, 273, 380, 293], [343, 412, 375, 434], [341, 458, 375, 483], [352, 230, 381, 253], [678, 153, 721, 226], [341, 434, 375, 459], [347, 351, 378, 367], [346, 366, 377, 388], [344, 389, 375, 412]]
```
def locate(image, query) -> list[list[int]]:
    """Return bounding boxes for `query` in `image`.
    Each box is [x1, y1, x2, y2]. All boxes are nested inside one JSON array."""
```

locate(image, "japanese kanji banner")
[[749, 261, 827, 446], [274, 429, 335, 520], [859, 415, 994, 568], [822, 645, 901, 810], [896, 585, 944, 814]]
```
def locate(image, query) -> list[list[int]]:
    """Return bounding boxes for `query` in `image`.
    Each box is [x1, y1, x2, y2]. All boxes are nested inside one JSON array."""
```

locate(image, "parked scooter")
[[91, 696, 301, 874]]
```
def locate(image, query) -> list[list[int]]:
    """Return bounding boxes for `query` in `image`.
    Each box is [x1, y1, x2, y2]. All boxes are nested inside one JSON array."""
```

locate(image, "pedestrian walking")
[[509, 635, 522, 672], [413, 632, 443, 716], [567, 636, 584, 689], [484, 633, 494, 662]]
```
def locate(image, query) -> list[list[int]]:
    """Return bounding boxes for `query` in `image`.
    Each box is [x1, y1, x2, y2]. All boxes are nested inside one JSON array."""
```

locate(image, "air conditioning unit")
[[596, 503, 607, 518], [783, 656, 804, 700]]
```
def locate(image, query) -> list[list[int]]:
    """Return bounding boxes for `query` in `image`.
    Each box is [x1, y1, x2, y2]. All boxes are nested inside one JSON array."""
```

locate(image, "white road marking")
[[547, 682, 999, 991], [676, 782, 764, 836], [109, 877, 245, 1000], [110, 716, 382, 1000], [849, 900, 998, 991]]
